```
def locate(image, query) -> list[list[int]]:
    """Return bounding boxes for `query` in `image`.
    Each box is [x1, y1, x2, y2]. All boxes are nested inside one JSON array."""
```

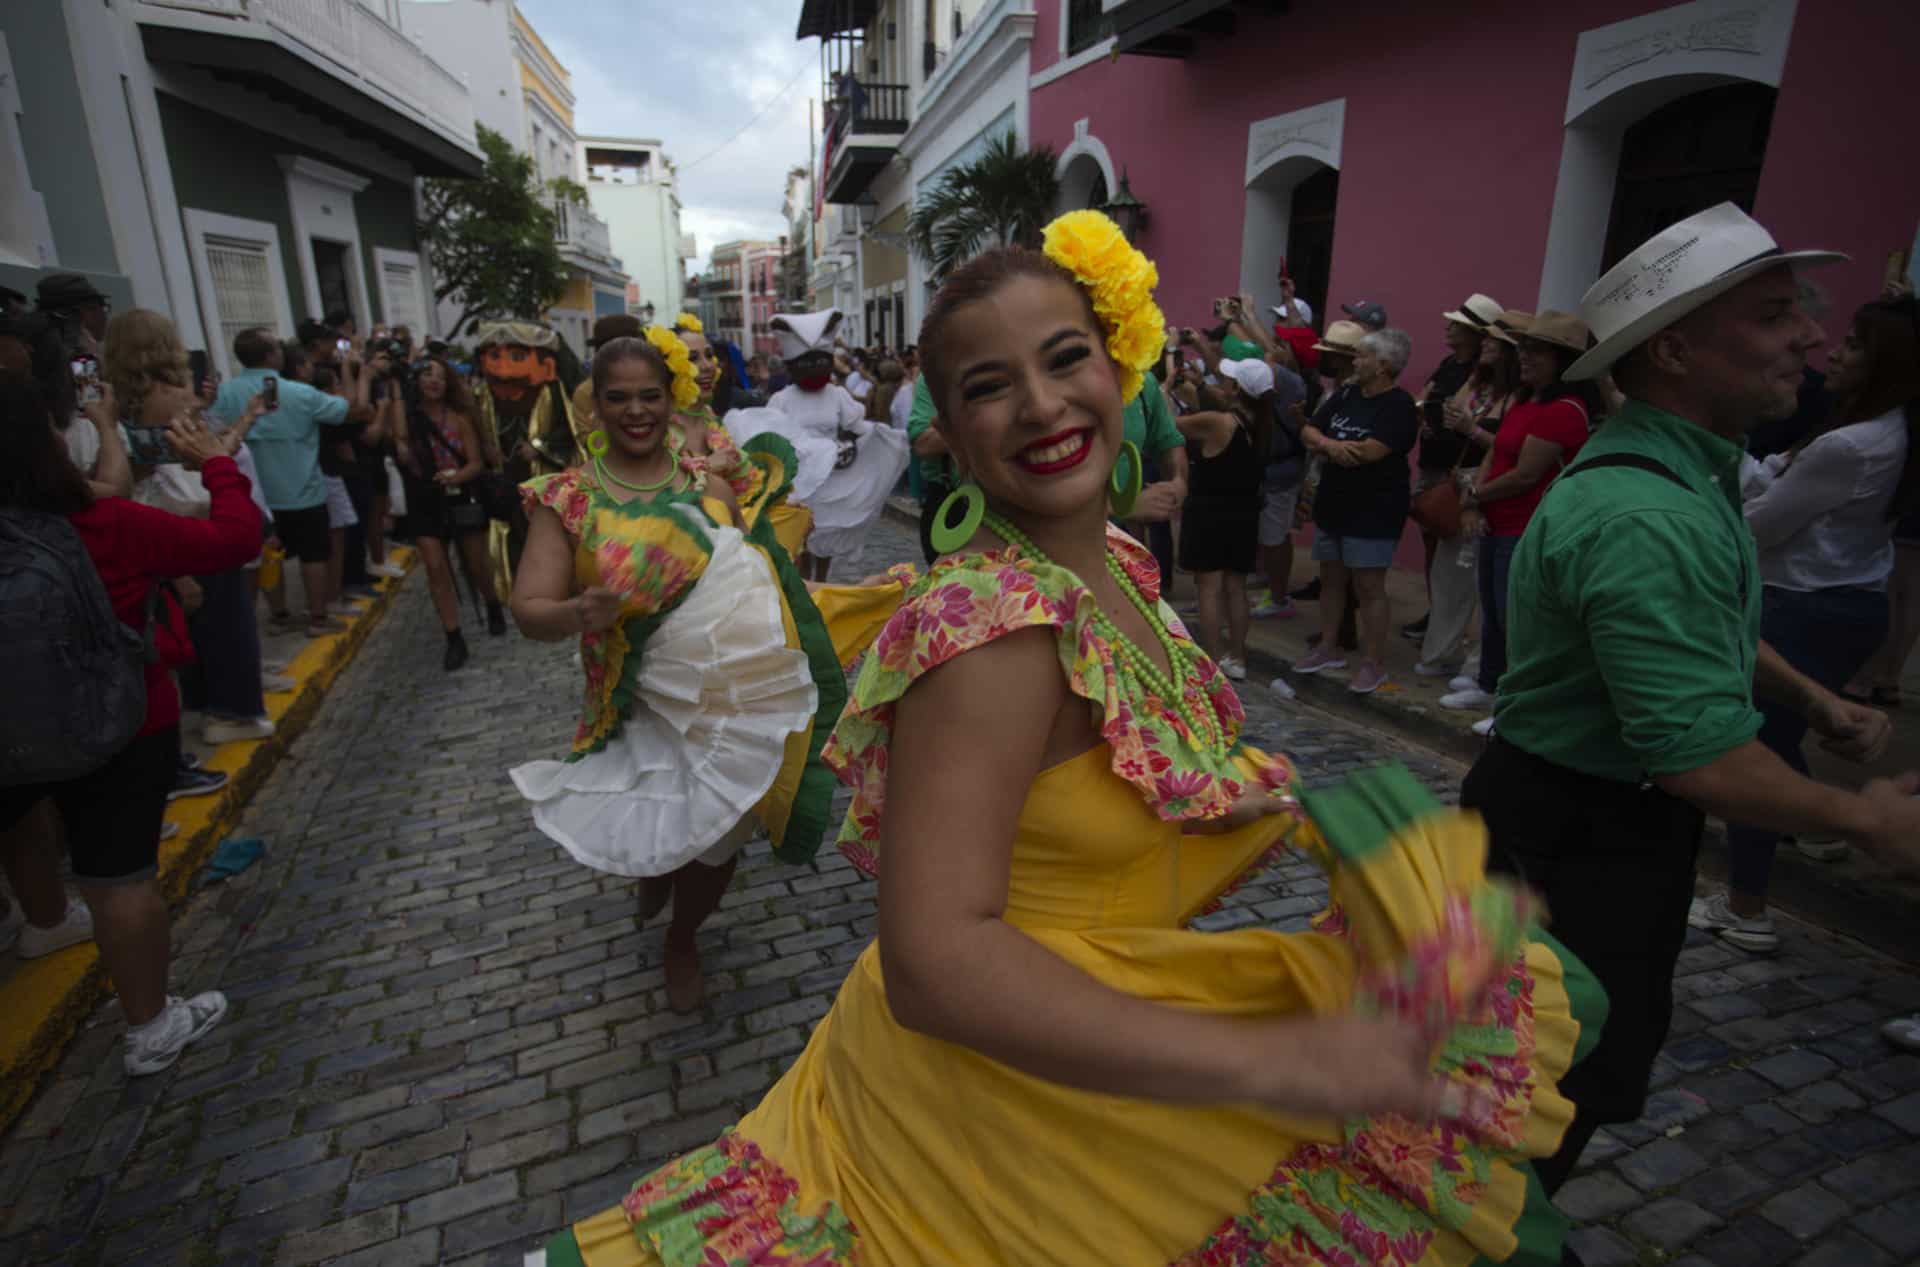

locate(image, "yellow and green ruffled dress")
[[508, 435, 847, 874], [540, 525, 1605, 1267]]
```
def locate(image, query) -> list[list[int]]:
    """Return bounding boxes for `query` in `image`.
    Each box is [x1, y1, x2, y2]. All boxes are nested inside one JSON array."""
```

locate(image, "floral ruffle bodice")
[[675, 407, 752, 498], [824, 524, 1293, 873], [521, 467, 716, 757]]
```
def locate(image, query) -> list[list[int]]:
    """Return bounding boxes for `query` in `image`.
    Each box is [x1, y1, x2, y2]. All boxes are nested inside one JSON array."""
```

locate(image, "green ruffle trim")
[[1297, 764, 1445, 864], [740, 432, 800, 515], [747, 510, 847, 864]]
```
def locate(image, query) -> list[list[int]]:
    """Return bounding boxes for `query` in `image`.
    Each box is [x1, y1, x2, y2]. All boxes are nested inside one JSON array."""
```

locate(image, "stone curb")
[[0, 551, 419, 1132]]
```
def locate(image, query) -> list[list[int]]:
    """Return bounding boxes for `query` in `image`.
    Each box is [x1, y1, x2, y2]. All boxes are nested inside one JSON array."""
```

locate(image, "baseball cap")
[[1217, 358, 1275, 398], [1340, 300, 1388, 330]]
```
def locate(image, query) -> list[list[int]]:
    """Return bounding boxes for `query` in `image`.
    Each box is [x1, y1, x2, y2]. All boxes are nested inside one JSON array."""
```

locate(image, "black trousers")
[[340, 469, 376, 587], [180, 568, 265, 721], [1461, 736, 1702, 1188]]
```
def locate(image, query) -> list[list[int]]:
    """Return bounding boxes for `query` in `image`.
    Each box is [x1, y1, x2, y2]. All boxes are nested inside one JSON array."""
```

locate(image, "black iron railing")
[[825, 79, 910, 152]]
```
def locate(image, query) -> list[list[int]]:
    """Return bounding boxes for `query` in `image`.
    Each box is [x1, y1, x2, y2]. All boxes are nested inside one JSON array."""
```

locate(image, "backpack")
[[0, 510, 148, 785]]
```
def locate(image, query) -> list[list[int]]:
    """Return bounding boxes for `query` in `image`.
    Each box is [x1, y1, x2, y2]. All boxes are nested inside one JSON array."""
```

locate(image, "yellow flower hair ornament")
[[644, 326, 702, 411], [1041, 210, 1167, 405], [673, 313, 704, 335]]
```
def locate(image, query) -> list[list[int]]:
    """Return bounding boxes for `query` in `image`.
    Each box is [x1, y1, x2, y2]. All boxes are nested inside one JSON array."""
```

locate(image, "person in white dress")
[[725, 309, 909, 580]]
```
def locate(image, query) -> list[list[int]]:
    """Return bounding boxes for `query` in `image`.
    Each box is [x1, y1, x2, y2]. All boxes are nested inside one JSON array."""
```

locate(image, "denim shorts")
[[1310, 532, 1398, 568]]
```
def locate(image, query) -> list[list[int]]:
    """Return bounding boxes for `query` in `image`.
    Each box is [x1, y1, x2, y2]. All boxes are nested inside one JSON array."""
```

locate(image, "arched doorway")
[[1057, 154, 1108, 213], [1054, 120, 1118, 217], [1602, 82, 1776, 269], [1238, 98, 1345, 328]]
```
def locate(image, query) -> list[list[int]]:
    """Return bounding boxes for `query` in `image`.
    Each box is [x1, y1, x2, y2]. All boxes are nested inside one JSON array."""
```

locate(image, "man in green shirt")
[[1461, 204, 1920, 1196], [909, 367, 1188, 565]]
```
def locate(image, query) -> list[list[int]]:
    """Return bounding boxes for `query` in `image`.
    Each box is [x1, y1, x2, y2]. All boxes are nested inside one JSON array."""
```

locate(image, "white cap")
[[1218, 357, 1275, 397]]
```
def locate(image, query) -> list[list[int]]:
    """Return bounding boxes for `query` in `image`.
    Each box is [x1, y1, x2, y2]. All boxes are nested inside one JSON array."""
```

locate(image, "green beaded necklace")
[[982, 513, 1231, 760], [592, 447, 681, 497]]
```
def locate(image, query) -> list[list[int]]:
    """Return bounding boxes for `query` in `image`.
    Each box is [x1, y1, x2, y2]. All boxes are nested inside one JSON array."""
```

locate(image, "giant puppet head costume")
[[473, 320, 584, 475], [770, 310, 843, 392], [476, 320, 563, 407]]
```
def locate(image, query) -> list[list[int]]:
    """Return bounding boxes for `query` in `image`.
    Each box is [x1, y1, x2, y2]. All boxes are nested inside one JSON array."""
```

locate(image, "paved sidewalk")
[[1, 519, 1916, 1266]]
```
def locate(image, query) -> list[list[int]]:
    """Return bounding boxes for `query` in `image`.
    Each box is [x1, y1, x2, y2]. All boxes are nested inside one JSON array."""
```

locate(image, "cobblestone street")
[[2, 516, 1918, 1266]]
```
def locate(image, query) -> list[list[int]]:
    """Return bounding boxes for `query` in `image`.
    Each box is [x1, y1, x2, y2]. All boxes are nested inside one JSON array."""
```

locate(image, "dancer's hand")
[[571, 586, 621, 634], [1251, 1016, 1446, 1121]]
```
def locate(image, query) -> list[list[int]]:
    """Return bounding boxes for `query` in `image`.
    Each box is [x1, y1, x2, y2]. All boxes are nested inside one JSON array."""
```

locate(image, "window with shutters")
[[181, 208, 295, 377]]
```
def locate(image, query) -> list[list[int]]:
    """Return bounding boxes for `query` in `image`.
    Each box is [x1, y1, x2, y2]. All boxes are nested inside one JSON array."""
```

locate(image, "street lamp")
[[1099, 169, 1149, 242], [856, 192, 880, 232], [638, 301, 656, 325]]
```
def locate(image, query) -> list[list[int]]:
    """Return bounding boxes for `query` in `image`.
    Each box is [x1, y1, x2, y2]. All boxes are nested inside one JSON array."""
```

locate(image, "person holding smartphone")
[[0, 377, 260, 1074], [215, 327, 355, 636]]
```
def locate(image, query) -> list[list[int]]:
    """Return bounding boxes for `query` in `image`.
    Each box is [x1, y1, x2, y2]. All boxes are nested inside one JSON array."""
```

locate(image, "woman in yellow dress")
[[509, 333, 845, 1013], [538, 217, 1603, 1267]]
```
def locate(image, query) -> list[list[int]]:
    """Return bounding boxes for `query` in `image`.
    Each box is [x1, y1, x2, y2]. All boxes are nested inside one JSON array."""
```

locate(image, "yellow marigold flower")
[[1041, 210, 1166, 404], [674, 313, 703, 334], [644, 326, 702, 410]]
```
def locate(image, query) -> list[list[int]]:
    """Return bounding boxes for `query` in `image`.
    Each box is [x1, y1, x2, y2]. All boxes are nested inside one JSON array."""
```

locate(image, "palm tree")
[[906, 132, 1062, 283]]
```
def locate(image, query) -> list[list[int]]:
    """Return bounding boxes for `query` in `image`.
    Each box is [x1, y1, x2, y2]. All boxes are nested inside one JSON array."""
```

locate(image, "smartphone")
[[1211, 299, 1225, 318], [69, 356, 103, 406], [188, 349, 210, 397], [126, 425, 171, 466], [336, 337, 352, 359], [263, 376, 279, 410]]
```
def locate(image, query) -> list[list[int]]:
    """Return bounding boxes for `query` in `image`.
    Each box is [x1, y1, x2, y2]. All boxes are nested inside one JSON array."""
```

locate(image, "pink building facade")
[[1031, 0, 1918, 361]]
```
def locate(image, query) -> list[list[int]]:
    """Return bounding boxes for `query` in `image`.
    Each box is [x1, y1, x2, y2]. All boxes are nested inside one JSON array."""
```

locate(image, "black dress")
[[1178, 418, 1261, 575]]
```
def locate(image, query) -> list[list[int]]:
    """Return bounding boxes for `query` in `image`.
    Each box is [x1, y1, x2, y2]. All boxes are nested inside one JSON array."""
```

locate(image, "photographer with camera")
[[1, 369, 260, 1073], [358, 333, 408, 581], [392, 354, 504, 670], [295, 320, 380, 614]]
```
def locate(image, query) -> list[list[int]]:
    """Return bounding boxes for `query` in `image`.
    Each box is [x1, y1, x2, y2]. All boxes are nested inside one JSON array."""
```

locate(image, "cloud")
[[518, 0, 817, 273]]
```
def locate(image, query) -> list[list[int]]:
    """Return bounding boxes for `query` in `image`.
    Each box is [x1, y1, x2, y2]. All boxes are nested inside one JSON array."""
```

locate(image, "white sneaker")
[[1415, 661, 1460, 678], [1884, 1015, 1920, 1052], [1219, 656, 1248, 681], [1797, 836, 1851, 862], [261, 673, 297, 694], [1441, 686, 1494, 710], [204, 717, 275, 745], [367, 562, 406, 579], [125, 992, 228, 1076], [1687, 892, 1778, 954], [0, 905, 21, 955], [1448, 675, 1479, 693], [1471, 716, 1495, 737], [17, 898, 94, 959], [1268, 677, 1297, 701]]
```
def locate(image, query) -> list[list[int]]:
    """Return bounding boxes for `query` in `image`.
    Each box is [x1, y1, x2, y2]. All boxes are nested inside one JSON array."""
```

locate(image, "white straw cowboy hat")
[[1441, 293, 1504, 330], [1565, 202, 1846, 381]]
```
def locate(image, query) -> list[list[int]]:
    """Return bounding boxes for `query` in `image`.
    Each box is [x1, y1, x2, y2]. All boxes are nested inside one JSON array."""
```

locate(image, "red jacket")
[[68, 455, 262, 735]]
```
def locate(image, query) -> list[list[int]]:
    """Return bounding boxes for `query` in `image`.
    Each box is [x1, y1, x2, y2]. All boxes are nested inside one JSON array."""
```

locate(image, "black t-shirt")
[[1414, 355, 1476, 470], [1313, 386, 1419, 540]]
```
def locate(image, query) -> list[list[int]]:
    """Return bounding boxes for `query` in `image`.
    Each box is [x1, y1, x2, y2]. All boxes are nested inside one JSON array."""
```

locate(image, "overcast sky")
[[517, 0, 819, 272]]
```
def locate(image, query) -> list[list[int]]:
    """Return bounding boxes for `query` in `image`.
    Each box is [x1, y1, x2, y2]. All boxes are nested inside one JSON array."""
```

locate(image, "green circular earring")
[[928, 483, 986, 554], [586, 429, 609, 457], [1109, 439, 1143, 518]]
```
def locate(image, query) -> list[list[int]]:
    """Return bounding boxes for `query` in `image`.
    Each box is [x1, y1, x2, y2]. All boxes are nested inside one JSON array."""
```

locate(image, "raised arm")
[[82, 390, 132, 500]]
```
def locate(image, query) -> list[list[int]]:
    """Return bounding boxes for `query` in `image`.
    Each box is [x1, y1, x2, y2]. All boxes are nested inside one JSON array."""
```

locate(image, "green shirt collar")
[[1604, 398, 1746, 501]]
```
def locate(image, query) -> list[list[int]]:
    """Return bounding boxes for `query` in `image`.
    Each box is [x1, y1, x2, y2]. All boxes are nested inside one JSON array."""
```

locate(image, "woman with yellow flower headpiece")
[[533, 215, 1602, 1267], [508, 334, 848, 1015]]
